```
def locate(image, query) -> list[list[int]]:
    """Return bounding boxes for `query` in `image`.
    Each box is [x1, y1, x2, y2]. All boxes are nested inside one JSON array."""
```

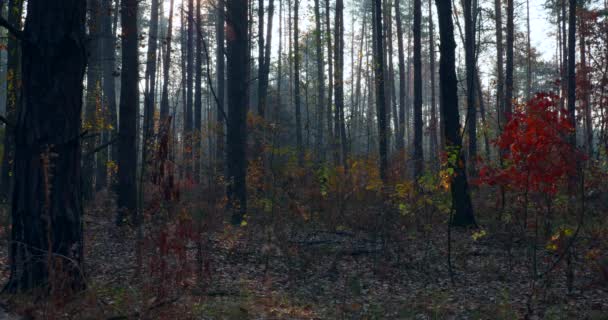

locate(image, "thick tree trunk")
[[6, 0, 87, 293], [226, 0, 249, 225], [116, 0, 139, 225], [413, 0, 423, 179], [373, 0, 388, 182], [0, 0, 23, 202], [435, 0, 476, 227]]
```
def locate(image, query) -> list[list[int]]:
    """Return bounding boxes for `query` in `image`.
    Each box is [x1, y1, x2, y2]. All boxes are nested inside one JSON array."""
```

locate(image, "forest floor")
[[0, 192, 607, 319]]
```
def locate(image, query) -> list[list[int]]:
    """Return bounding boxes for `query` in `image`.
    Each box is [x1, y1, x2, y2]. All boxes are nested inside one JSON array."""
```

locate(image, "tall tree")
[[116, 0, 139, 225], [566, 0, 576, 146], [504, 0, 514, 122], [185, 0, 195, 177], [226, 0, 249, 225], [5, 0, 87, 292], [435, 0, 476, 227], [293, 0, 304, 165], [428, 0, 439, 169], [413, 0, 423, 179], [463, 0, 477, 175], [373, 0, 388, 182], [494, 0, 504, 129], [194, 0, 203, 182], [0, 0, 23, 202], [334, 0, 347, 167], [395, 0, 406, 152], [160, 0, 175, 124], [314, 0, 325, 159], [143, 0, 160, 176], [215, 0, 225, 173]]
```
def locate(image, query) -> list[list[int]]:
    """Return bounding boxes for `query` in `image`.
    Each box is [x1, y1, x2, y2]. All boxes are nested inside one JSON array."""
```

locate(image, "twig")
[[0, 16, 24, 41], [86, 137, 119, 157]]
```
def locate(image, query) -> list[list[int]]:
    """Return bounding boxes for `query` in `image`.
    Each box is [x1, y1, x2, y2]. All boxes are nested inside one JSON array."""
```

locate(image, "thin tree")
[[395, 0, 406, 153], [4, 0, 87, 292], [314, 0, 325, 159], [413, 0, 423, 179], [428, 0, 439, 169], [435, 0, 476, 227], [215, 0, 225, 173], [334, 0, 347, 168], [494, 0, 504, 129], [463, 0, 477, 176], [143, 0, 160, 176], [194, 0, 203, 183], [160, 0, 175, 124], [504, 0, 514, 122]]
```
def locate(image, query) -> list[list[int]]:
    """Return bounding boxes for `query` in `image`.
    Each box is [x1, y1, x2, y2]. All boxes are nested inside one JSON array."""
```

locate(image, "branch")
[[86, 136, 119, 157], [0, 115, 13, 128], [0, 16, 24, 41]]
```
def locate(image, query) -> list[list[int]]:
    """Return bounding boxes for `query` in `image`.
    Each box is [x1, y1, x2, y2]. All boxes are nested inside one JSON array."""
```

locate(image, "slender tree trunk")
[[463, 0, 477, 176], [334, 0, 347, 168], [395, 0, 405, 152], [314, 0, 325, 160], [413, 0, 423, 179], [293, 0, 304, 165], [325, 0, 334, 156], [160, 0, 175, 125], [567, 0, 576, 146], [435, 0, 476, 227], [504, 0, 514, 120], [526, 0, 532, 100], [215, 0, 225, 174], [0, 0, 23, 202], [226, 0, 249, 225], [194, 0, 203, 183], [561, 0, 567, 111], [116, 0, 139, 225], [494, 0, 504, 129], [257, 0, 265, 117], [5, 0, 87, 293], [579, 8, 592, 157], [185, 0, 195, 178], [373, 0, 388, 182], [428, 0, 438, 169]]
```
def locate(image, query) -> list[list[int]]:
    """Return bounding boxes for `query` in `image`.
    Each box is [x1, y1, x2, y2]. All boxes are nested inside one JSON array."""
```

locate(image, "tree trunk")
[[373, 0, 388, 182], [0, 0, 23, 202], [226, 0, 249, 225], [143, 0, 160, 180], [567, 0, 576, 146], [435, 0, 476, 227], [5, 0, 87, 293], [504, 0, 514, 120], [215, 0, 225, 174], [413, 0, 423, 179], [395, 0, 405, 152], [185, 0, 195, 178], [314, 0, 325, 160], [494, 0, 504, 129], [428, 0, 438, 169], [293, 0, 304, 166], [194, 0, 203, 183], [116, 0, 139, 225], [334, 0, 347, 168], [463, 0, 477, 176], [160, 0, 175, 126]]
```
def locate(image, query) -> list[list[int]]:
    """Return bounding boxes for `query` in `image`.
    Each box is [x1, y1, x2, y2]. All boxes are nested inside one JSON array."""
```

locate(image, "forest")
[[0, 0, 607, 318]]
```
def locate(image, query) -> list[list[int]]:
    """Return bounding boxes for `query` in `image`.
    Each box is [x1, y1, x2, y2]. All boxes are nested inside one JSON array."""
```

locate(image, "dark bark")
[[435, 0, 476, 227], [185, 0, 195, 178], [160, 0, 175, 125], [325, 0, 334, 154], [226, 0, 249, 225], [413, 0, 423, 179], [428, 0, 438, 169], [373, 0, 388, 182], [395, 0, 405, 152], [116, 0, 139, 225], [143, 0, 160, 180], [0, 0, 23, 202], [5, 0, 87, 293]]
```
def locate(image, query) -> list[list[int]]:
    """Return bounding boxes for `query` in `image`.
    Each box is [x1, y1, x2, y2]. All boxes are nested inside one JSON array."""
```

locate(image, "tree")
[[293, 0, 304, 165], [0, 0, 24, 202], [185, 0, 195, 177], [504, 0, 514, 122], [334, 0, 347, 168], [373, 0, 388, 182], [116, 0, 139, 225], [226, 0, 249, 225], [566, 0, 576, 148], [194, 0, 203, 183], [314, 0, 325, 159], [143, 0, 160, 178], [160, 0, 175, 124], [494, 0, 504, 129], [428, 0, 439, 169], [435, 0, 476, 227], [463, 0, 477, 176], [215, 0, 226, 174], [395, 0, 406, 152], [413, 0, 423, 179], [5, 0, 87, 292]]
